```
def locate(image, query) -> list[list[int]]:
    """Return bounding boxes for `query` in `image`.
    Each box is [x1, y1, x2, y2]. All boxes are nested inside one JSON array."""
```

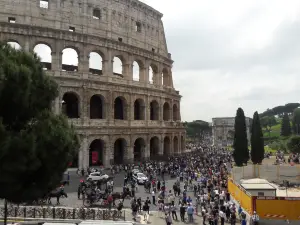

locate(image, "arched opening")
[[114, 138, 126, 164], [150, 136, 160, 160], [90, 95, 104, 119], [150, 100, 159, 120], [33, 44, 52, 70], [62, 92, 79, 118], [7, 41, 21, 50], [114, 96, 127, 120], [113, 56, 123, 77], [89, 52, 103, 75], [181, 135, 185, 152], [62, 48, 78, 72], [93, 8, 101, 19], [132, 61, 140, 81], [134, 98, 145, 120], [89, 139, 104, 166], [148, 66, 154, 84], [163, 136, 171, 156], [173, 136, 179, 154], [173, 104, 179, 121], [162, 68, 169, 86], [134, 138, 146, 162], [163, 102, 171, 121]]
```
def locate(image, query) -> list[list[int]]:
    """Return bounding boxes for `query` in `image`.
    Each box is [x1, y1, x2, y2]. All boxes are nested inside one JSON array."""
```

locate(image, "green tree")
[[292, 108, 300, 135], [233, 108, 249, 166], [286, 135, 300, 153], [250, 111, 264, 164], [281, 113, 292, 137], [260, 115, 277, 136], [0, 43, 79, 203]]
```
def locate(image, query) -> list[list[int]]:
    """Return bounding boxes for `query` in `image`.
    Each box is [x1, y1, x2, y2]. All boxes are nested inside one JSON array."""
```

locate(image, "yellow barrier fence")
[[228, 179, 253, 214], [254, 197, 300, 220]]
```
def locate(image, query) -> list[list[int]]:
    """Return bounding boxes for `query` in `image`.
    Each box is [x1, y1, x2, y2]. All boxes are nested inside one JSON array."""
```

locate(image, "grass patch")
[[263, 119, 281, 138]]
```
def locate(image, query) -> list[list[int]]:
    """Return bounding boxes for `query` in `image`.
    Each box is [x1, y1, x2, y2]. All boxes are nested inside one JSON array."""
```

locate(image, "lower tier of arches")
[[70, 132, 186, 169]]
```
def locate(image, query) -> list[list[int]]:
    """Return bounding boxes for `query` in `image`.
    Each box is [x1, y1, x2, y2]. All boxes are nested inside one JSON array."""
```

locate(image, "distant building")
[[212, 117, 252, 147]]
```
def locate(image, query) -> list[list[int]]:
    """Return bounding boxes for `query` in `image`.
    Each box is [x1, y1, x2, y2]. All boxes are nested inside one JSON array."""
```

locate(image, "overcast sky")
[[140, 0, 300, 122]]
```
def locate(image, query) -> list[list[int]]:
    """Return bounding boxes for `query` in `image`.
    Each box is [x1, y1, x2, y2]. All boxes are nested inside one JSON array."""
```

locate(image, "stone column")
[[79, 53, 89, 73], [103, 144, 111, 168], [159, 98, 164, 122], [159, 139, 164, 155], [51, 51, 62, 71], [145, 143, 150, 161], [103, 49, 113, 76], [170, 100, 174, 121], [79, 136, 89, 169], [124, 62, 132, 80], [178, 133, 182, 154], [125, 145, 134, 164]]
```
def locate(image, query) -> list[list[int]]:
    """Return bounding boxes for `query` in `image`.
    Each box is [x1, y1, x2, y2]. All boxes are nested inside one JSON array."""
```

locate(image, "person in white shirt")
[[251, 211, 259, 225], [219, 210, 226, 225]]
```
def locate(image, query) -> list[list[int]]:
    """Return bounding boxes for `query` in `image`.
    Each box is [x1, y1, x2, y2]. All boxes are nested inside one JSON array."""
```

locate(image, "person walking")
[[165, 213, 172, 225], [152, 190, 156, 205], [171, 202, 178, 220], [187, 203, 194, 223], [180, 203, 186, 222]]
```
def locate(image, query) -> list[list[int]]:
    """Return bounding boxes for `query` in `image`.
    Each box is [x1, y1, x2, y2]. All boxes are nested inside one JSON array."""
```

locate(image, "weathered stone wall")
[[0, 0, 186, 168]]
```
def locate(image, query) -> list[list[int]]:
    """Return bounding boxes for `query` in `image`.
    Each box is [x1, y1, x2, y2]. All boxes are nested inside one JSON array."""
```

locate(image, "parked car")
[[133, 172, 148, 184], [87, 172, 109, 181]]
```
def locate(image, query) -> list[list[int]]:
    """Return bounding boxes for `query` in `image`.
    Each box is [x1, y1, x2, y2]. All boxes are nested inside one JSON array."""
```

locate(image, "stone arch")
[[163, 136, 171, 156], [150, 100, 159, 120], [162, 68, 170, 86], [62, 92, 80, 118], [134, 98, 145, 120], [114, 138, 127, 164], [7, 41, 21, 50], [62, 47, 78, 72], [89, 51, 103, 75], [93, 8, 101, 19], [89, 139, 105, 166], [90, 94, 105, 119], [163, 102, 171, 121], [114, 96, 127, 120], [33, 43, 52, 70], [172, 104, 179, 121], [181, 135, 185, 152], [134, 138, 146, 162], [173, 136, 179, 154], [149, 64, 158, 84], [150, 136, 160, 160], [113, 56, 123, 77]]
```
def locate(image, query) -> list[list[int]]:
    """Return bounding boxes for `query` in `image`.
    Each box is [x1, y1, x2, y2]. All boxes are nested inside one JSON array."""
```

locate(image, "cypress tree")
[[251, 111, 265, 164], [233, 108, 249, 166], [281, 113, 291, 136]]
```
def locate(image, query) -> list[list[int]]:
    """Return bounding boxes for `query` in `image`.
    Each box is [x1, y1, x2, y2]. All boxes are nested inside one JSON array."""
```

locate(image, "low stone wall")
[[0, 205, 125, 220]]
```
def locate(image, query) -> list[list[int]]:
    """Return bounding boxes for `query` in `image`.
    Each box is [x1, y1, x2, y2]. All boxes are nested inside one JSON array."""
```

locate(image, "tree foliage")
[[250, 112, 264, 164], [292, 108, 300, 135], [184, 120, 211, 141], [286, 135, 300, 154], [260, 103, 300, 118], [233, 108, 249, 166], [260, 115, 277, 136], [281, 113, 292, 137], [0, 43, 80, 203]]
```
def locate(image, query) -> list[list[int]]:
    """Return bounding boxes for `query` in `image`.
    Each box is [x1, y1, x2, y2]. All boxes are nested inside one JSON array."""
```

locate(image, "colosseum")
[[0, 0, 186, 169]]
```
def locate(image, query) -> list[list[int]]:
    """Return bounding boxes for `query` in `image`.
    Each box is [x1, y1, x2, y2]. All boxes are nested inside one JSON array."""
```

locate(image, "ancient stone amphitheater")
[[0, 0, 186, 168]]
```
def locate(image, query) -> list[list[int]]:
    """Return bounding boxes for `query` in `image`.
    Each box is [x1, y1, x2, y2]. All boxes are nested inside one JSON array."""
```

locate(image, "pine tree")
[[233, 108, 249, 166], [251, 111, 265, 164], [281, 113, 291, 136]]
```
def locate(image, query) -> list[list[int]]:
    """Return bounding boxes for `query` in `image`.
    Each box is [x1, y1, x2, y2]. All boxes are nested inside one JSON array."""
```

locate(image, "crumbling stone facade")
[[0, 0, 186, 168]]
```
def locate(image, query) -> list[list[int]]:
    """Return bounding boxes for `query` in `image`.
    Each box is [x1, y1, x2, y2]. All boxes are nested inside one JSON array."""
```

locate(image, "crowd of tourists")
[[78, 142, 261, 225]]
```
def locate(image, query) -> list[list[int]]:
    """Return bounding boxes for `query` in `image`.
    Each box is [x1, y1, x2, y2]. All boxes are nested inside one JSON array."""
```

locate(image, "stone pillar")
[[103, 49, 113, 76], [139, 66, 147, 83], [79, 136, 89, 169], [51, 51, 62, 71], [159, 98, 164, 122], [124, 62, 132, 80], [125, 145, 134, 164], [103, 144, 111, 168], [79, 53, 89, 73], [159, 139, 164, 155], [178, 133, 182, 154], [145, 143, 150, 161], [170, 100, 174, 121]]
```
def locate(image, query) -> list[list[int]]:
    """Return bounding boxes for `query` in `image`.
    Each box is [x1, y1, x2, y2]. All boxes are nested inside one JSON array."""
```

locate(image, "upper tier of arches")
[[6, 41, 174, 87]]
